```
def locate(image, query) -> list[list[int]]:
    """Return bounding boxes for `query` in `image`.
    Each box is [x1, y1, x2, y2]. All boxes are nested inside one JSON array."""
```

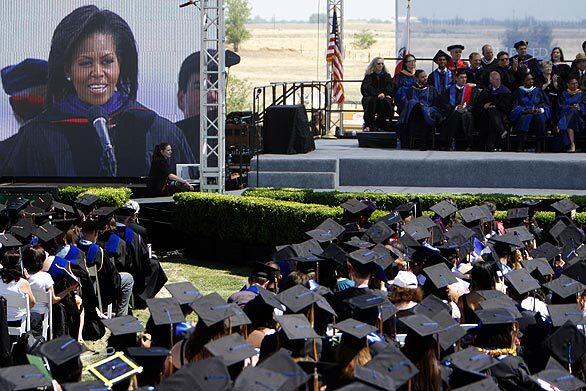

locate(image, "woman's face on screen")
[[68, 33, 120, 105]]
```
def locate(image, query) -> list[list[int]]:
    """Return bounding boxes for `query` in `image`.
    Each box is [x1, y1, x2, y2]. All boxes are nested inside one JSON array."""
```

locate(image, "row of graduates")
[[8, 195, 586, 390], [0, 193, 167, 348], [361, 48, 585, 152]]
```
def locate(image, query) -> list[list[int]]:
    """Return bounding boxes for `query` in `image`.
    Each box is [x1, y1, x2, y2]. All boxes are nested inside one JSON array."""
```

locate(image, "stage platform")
[[249, 139, 586, 194]]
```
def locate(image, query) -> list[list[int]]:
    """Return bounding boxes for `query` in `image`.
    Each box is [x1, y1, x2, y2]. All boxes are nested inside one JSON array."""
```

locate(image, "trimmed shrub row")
[[242, 188, 586, 214], [57, 186, 132, 207]]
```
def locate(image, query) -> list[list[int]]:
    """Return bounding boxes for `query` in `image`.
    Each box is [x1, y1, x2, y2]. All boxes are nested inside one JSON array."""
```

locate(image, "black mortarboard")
[[9, 218, 36, 240], [90, 207, 116, 222], [445, 223, 476, 241], [364, 221, 395, 244], [366, 347, 418, 386], [165, 282, 202, 305], [423, 263, 458, 289], [255, 286, 284, 310], [85, 352, 142, 388], [32, 194, 54, 210], [407, 216, 437, 231], [403, 226, 431, 242], [6, 197, 29, 214], [52, 218, 78, 232], [275, 314, 318, 340], [507, 226, 534, 243], [490, 233, 524, 249], [233, 366, 288, 391], [345, 290, 388, 310], [433, 49, 450, 64], [39, 336, 85, 366], [146, 298, 185, 326], [306, 218, 345, 243], [458, 206, 485, 224], [315, 293, 338, 317], [190, 292, 234, 326], [0, 365, 52, 390], [345, 237, 375, 249], [52, 201, 76, 215], [562, 259, 586, 285], [531, 242, 561, 262], [0, 233, 22, 249], [514, 40, 528, 49], [522, 258, 555, 279], [533, 364, 586, 390], [434, 310, 467, 350], [504, 268, 541, 295], [377, 211, 402, 227], [448, 44, 465, 51], [549, 220, 567, 241], [251, 261, 280, 279], [334, 318, 377, 339], [544, 321, 586, 366], [1, 58, 48, 96], [341, 198, 369, 215], [393, 203, 416, 218], [34, 222, 62, 243], [226, 303, 252, 327], [544, 275, 585, 299], [158, 357, 230, 391], [204, 333, 256, 366], [475, 308, 520, 325], [479, 205, 495, 222], [400, 314, 444, 336], [430, 200, 458, 219], [478, 297, 522, 318], [292, 239, 323, 258], [257, 348, 310, 389], [354, 365, 396, 390], [413, 294, 451, 318], [348, 248, 384, 267], [75, 194, 99, 212], [318, 243, 348, 265], [62, 381, 109, 391], [452, 378, 499, 391], [102, 315, 144, 336], [444, 347, 498, 374], [558, 226, 584, 249], [272, 245, 296, 262], [127, 346, 170, 386], [551, 199, 578, 215], [507, 207, 529, 221], [476, 289, 508, 300], [277, 284, 318, 313], [547, 304, 584, 327]]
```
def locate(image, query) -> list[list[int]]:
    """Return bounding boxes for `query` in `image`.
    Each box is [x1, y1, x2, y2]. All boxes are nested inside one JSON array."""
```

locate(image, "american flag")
[[327, 9, 344, 104]]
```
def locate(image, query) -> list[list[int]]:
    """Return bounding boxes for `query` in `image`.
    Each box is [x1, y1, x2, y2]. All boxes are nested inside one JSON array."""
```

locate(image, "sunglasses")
[[377, 63, 384, 65]]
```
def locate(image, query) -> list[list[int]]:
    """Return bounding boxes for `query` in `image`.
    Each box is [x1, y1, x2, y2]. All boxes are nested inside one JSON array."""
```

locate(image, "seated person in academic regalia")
[[511, 40, 541, 85], [121, 200, 148, 241], [447, 44, 466, 72], [360, 57, 394, 132], [428, 50, 453, 95], [481, 44, 498, 71], [557, 76, 585, 152], [475, 71, 513, 151], [396, 70, 443, 149], [538, 61, 563, 123], [486, 51, 518, 91], [510, 73, 551, 151], [393, 54, 417, 95], [568, 53, 586, 92], [550, 47, 571, 88], [439, 69, 479, 151], [228, 262, 280, 308], [466, 52, 485, 89]]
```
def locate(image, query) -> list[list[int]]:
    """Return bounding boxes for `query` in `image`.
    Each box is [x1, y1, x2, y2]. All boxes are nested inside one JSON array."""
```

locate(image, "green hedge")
[[242, 188, 586, 213], [57, 186, 132, 207]]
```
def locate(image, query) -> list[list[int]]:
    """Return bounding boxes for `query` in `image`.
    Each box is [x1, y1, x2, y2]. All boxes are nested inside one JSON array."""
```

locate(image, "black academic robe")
[[466, 67, 485, 89], [97, 232, 126, 307], [361, 72, 395, 129], [511, 54, 541, 82], [1, 101, 195, 177], [475, 85, 513, 150], [488, 355, 536, 390], [439, 84, 480, 149], [486, 67, 518, 91]]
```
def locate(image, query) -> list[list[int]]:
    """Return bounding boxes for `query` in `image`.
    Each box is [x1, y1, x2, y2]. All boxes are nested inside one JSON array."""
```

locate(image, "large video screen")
[[0, 1, 204, 177]]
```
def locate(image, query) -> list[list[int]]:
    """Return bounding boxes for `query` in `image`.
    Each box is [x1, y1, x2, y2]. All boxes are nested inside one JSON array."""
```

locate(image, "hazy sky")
[[249, 0, 585, 21]]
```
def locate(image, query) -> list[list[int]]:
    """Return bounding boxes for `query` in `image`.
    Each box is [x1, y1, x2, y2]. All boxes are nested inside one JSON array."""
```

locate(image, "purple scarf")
[[57, 91, 129, 118]]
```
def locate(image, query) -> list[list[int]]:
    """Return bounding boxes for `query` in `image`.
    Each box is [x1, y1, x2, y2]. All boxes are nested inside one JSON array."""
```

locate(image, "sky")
[[248, 0, 585, 21]]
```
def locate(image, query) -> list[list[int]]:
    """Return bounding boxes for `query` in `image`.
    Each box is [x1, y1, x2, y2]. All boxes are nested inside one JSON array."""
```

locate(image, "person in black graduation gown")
[[511, 41, 541, 85], [486, 51, 518, 91], [360, 57, 395, 131], [466, 52, 485, 89], [550, 47, 571, 88], [439, 69, 479, 150], [1, 5, 195, 177], [475, 71, 513, 151]]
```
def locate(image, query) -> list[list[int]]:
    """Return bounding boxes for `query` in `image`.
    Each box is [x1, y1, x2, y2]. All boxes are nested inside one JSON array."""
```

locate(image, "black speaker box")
[[262, 105, 315, 154]]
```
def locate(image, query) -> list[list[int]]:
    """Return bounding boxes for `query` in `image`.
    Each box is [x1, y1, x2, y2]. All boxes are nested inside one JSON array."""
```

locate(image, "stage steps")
[[248, 158, 338, 189]]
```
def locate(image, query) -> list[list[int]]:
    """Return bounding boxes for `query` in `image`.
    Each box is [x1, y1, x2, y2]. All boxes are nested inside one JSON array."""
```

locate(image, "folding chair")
[[87, 265, 113, 319], [30, 288, 52, 340], [5, 293, 30, 339]]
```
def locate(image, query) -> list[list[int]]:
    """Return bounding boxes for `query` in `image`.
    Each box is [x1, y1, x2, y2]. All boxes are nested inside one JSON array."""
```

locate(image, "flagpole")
[[406, 0, 412, 53]]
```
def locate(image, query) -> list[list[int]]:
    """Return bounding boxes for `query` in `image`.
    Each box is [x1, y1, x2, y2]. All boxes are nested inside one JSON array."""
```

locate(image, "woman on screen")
[[2, 5, 195, 177]]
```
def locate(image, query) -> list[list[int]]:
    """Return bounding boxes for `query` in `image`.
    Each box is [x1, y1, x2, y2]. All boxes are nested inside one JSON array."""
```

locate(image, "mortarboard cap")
[[158, 357, 230, 391], [547, 304, 584, 327], [562, 259, 586, 285], [531, 242, 561, 262], [558, 226, 584, 249], [225, 303, 251, 327], [478, 297, 521, 319], [39, 336, 85, 366], [506, 207, 529, 221], [102, 315, 144, 336], [433, 50, 450, 64], [0, 233, 22, 249], [233, 366, 288, 391], [476, 290, 508, 300], [377, 211, 402, 227], [504, 268, 541, 295], [90, 207, 116, 223], [257, 348, 310, 389], [423, 263, 459, 289], [444, 347, 498, 374], [52, 201, 76, 215], [61, 381, 108, 391], [318, 243, 348, 265], [399, 313, 444, 337], [522, 258, 554, 279], [275, 313, 318, 340], [445, 223, 476, 241], [254, 286, 284, 310], [475, 308, 519, 325], [393, 203, 416, 218], [34, 222, 62, 243], [291, 239, 323, 258], [366, 346, 418, 386], [146, 298, 185, 326], [348, 248, 384, 267], [334, 318, 377, 339], [127, 346, 170, 386], [507, 226, 534, 242], [434, 310, 467, 350], [452, 378, 499, 391], [544, 275, 585, 299], [305, 218, 345, 243], [251, 261, 280, 279], [551, 199, 578, 215], [31, 194, 54, 211], [190, 292, 234, 326], [345, 236, 375, 249], [75, 194, 99, 212], [533, 366, 586, 390], [458, 206, 485, 224], [549, 220, 567, 241], [406, 216, 437, 231], [544, 321, 586, 366], [513, 40, 528, 49], [354, 365, 396, 390], [345, 290, 387, 310], [6, 197, 29, 213], [1, 58, 48, 95], [204, 333, 256, 366], [315, 293, 338, 317], [165, 282, 202, 305], [448, 44, 465, 51], [341, 198, 369, 215], [0, 365, 52, 390], [277, 284, 318, 313], [9, 219, 36, 240], [364, 221, 394, 244], [413, 294, 451, 318], [85, 351, 142, 389], [52, 218, 78, 232], [430, 200, 458, 219]]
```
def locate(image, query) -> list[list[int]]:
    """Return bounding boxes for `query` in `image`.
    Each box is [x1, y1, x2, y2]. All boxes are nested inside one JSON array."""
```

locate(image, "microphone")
[[88, 106, 117, 176]]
